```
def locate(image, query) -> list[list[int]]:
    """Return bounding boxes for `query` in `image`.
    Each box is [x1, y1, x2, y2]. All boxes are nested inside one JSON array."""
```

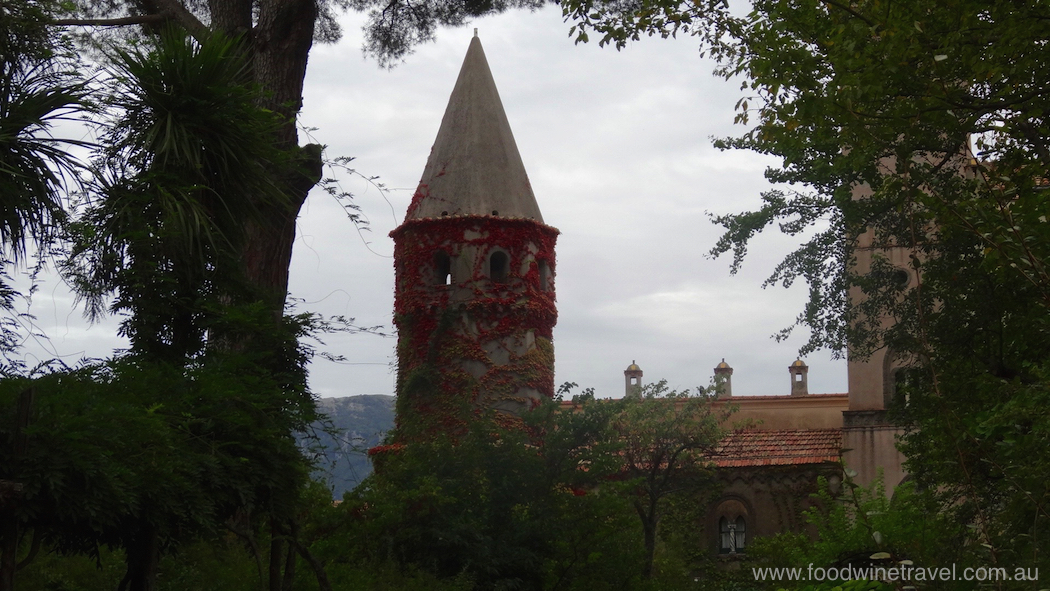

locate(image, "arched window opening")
[[538, 260, 551, 291], [893, 367, 922, 408], [433, 251, 451, 286], [489, 251, 509, 283]]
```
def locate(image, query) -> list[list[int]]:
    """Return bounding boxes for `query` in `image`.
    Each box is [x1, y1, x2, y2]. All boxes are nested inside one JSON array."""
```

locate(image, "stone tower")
[[389, 34, 559, 438]]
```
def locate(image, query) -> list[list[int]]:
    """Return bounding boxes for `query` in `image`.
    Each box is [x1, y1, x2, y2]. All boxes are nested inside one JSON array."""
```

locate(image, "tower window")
[[433, 251, 451, 285], [489, 251, 509, 283], [539, 260, 550, 291]]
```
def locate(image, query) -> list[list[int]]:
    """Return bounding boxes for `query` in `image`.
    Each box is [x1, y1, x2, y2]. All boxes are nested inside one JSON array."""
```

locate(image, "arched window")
[[433, 251, 451, 285], [719, 516, 746, 554], [489, 251, 509, 283], [893, 367, 923, 407]]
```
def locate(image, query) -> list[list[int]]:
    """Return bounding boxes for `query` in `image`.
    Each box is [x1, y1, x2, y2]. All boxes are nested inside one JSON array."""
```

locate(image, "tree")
[[349, 406, 644, 590], [49, 0, 554, 309], [605, 380, 727, 579], [0, 0, 90, 364], [750, 474, 960, 591], [0, 22, 329, 591], [0, 26, 85, 264], [66, 29, 288, 359], [559, 0, 1050, 578], [0, 348, 319, 591], [561, 0, 1050, 348], [53, 0, 321, 314], [0, 8, 91, 586]]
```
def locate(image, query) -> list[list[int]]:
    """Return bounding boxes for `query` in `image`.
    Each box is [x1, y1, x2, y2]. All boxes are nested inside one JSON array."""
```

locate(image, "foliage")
[[14, 535, 482, 591], [608, 380, 728, 579], [747, 475, 973, 591], [64, 29, 287, 360], [559, 0, 1050, 579], [0, 0, 90, 263], [0, 347, 318, 562], [0, 0, 91, 371], [754, 475, 954, 571], [561, 0, 1050, 350], [349, 403, 646, 590], [365, 381, 727, 586], [353, 0, 548, 67], [0, 59, 87, 263], [0, 21, 326, 591]]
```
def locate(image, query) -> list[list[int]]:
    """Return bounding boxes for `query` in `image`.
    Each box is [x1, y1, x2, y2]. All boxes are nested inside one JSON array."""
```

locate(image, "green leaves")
[[104, 30, 283, 209], [0, 4, 90, 262], [64, 29, 292, 358], [563, 0, 1050, 578], [0, 353, 314, 558]]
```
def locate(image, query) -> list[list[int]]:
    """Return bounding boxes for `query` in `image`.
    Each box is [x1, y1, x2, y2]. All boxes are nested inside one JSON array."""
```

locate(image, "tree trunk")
[[281, 541, 296, 591], [208, 0, 252, 37], [0, 514, 15, 591], [634, 497, 660, 579], [0, 389, 33, 591], [122, 520, 161, 591], [290, 520, 333, 591], [240, 0, 320, 309], [641, 519, 657, 579], [268, 535, 283, 591]]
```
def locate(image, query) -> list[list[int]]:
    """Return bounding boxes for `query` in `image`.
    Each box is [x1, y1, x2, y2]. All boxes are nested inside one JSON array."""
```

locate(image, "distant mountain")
[[302, 395, 395, 498]]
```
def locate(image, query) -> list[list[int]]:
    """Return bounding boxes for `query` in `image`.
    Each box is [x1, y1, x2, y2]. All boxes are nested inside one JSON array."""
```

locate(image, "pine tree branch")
[[51, 0, 209, 42], [150, 0, 210, 40], [52, 14, 170, 27]]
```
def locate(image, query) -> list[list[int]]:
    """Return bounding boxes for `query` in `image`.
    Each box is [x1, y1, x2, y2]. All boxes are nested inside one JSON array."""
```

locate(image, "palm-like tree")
[[0, 42, 89, 261], [0, 6, 89, 364], [66, 30, 287, 358]]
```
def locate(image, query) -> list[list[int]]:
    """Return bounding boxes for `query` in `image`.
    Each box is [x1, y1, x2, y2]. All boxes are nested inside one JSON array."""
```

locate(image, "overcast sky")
[[17, 6, 849, 400]]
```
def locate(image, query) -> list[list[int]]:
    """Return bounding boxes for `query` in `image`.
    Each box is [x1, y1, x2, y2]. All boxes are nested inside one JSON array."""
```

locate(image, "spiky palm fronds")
[[99, 30, 286, 248], [0, 60, 89, 260], [67, 30, 289, 357]]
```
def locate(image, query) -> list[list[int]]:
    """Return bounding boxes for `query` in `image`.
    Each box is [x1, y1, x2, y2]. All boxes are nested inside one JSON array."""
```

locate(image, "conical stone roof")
[[405, 35, 543, 222]]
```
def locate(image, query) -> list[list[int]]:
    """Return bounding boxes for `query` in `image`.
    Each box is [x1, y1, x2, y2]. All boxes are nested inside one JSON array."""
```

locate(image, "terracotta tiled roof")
[[714, 428, 843, 468], [725, 393, 848, 401]]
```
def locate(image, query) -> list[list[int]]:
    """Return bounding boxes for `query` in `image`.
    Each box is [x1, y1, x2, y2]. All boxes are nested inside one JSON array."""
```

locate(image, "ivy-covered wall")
[[390, 214, 558, 439]]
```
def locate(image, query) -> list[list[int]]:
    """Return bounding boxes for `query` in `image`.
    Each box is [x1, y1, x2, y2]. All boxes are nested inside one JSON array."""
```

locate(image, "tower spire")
[[406, 35, 542, 222]]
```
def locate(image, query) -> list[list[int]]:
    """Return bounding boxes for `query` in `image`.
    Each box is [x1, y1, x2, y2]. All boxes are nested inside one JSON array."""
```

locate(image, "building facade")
[[623, 354, 906, 555]]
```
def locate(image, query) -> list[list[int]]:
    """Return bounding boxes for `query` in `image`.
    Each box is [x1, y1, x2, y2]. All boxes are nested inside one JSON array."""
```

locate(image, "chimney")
[[789, 358, 809, 396], [713, 358, 733, 398], [624, 360, 643, 398]]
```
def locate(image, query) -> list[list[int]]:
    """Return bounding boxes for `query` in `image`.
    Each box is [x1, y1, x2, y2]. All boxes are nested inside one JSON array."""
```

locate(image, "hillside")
[[303, 395, 396, 498]]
